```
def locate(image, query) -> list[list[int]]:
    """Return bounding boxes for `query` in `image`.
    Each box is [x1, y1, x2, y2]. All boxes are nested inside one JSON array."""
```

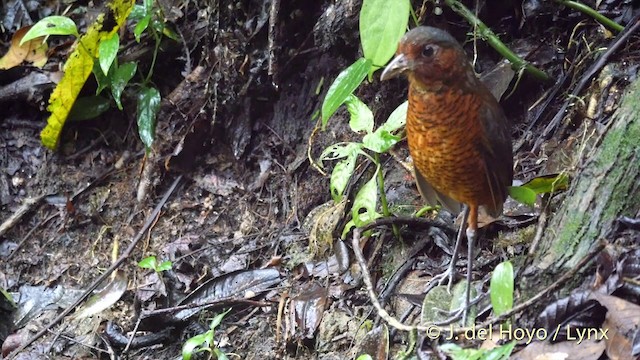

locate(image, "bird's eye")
[[422, 44, 437, 58]]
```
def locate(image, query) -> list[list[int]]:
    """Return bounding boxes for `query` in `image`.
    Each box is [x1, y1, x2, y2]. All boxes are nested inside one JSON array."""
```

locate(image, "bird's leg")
[[462, 205, 479, 324], [436, 205, 470, 291]]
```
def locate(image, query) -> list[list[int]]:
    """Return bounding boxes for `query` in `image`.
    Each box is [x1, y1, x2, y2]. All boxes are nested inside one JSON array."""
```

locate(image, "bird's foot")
[[428, 262, 457, 293]]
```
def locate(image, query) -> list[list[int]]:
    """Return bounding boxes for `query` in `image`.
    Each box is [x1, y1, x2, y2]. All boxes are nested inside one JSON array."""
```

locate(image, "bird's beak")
[[380, 54, 410, 81]]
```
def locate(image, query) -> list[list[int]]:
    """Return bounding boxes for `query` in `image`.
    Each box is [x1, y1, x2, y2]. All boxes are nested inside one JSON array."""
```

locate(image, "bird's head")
[[380, 26, 475, 91]]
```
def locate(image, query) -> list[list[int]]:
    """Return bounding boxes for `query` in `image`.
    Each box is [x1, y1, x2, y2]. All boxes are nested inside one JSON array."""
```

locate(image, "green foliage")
[[321, 58, 371, 128], [68, 96, 112, 121], [0, 287, 16, 308], [133, 0, 154, 41], [507, 185, 537, 207], [346, 94, 374, 133], [350, 166, 382, 227], [138, 255, 172, 273], [136, 85, 161, 150], [319, 1, 410, 234], [355, 355, 373, 360], [490, 261, 514, 317], [22, 0, 175, 150], [508, 173, 569, 206], [110, 62, 138, 109], [359, 0, 410, 72], [20, 16, 79, 44], [182, 310, 231, 360], [320, 142, 361, 202], [440, 341, 516, 360], [98, 32, 120, 76], [362, 101, 406, 153]]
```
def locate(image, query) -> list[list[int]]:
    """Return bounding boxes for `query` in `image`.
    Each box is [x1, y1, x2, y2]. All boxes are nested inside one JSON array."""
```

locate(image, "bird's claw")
[[430, 265, 457, 293]]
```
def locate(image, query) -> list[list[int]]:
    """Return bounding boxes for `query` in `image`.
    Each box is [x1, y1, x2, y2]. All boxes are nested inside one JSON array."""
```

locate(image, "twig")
[[267, 0, 281, 88], [352, 227, 431, 332], [443, 0, 550, 82], [528, 194, 551, 255], [0, 195, 48, 237], [555, 0, 624, 32], [533, 13, 640, 152], [7, 213, 57, 260], [352, 222, 606, 336], [6, 175, 183, 359], [307, 118, 328, 176]]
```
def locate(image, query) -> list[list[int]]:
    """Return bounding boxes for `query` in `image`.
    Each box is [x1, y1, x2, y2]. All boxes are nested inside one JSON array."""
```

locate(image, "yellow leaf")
[[41, 0, 135, 150], [0, 26, 48, 70]]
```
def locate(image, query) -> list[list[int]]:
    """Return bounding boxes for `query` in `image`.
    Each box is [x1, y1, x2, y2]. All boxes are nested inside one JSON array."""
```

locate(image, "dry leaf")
[[0, 26, 48, 69]]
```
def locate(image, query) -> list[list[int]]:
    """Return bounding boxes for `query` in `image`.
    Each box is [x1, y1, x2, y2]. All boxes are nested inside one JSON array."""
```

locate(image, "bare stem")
[[555, 0, 624, 32], [443, 0, 551, 82]]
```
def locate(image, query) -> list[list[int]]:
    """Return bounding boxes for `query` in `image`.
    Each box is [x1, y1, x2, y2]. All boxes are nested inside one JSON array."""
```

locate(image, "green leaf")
[[157, 260, 173, 272], [151, 18, 165, 34], [451, 281, 477, 327], [134, 15, 151, 42], [362, 129, 401, 153], [521, 173, 569, 194], [138, 256, 157, 270], [182, 332, 210, 360], [330, 151, 359, 202], [93, 61, 111, 95], [142, 0, 153, 13], [341, 219, 356, 239], [98, 33, 119, 76], [20, 16, 79, 45], [161, 24, 180, 41], [441, 341, 515, 360], [214, 349, 230, 360], [508, 185, 537, 207], [68, 96, 112, 121], [345, 94, 373, 134], [209, 309, 231, 330], [319, 143, 361, 202], [321, 58, 371, 128], [382, 100, 408, 133], [359, 0, 410, 69], [0, 287, 16, 308], [129, 4, 146, 21], [356, 355, 373, 360], [362, 100, 407, 152], [420, 286, 452, 324], [483, 341, 516, 360], [440, 343, 484, 360], [136, 86, 161, 149], [111, 62, 137, 109], [490, 261, 514, 316], [351, 168, 381, 227], [319, 142, 361, 163]]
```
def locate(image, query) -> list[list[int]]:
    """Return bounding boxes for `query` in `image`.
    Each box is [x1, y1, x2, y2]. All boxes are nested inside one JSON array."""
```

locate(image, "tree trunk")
[[531, 78, 640, 274]]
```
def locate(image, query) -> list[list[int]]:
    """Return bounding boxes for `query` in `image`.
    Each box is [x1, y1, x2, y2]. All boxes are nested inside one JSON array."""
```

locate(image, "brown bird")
[[380, 26, 513, 322]]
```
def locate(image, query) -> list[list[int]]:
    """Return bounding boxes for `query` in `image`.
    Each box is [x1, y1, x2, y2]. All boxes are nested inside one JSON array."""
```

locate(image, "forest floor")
[[1, 0, 639, 359]]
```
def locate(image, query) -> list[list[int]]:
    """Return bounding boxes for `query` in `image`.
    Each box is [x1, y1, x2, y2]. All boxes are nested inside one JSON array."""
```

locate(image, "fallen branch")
[[351, 218, 606, 337]]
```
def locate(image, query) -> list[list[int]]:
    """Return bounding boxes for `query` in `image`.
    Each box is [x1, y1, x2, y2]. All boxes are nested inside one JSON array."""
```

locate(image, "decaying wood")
[[532, 78, 640, 273]]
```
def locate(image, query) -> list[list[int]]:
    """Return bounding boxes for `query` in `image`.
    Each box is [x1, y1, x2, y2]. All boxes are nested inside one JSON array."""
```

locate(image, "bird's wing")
[[414, 165, 462, 215], [477, 95, 514, 217]]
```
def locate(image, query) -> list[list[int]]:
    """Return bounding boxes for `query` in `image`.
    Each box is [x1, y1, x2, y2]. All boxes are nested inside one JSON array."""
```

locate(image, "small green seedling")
[[440, 341, 516, 360], [182, 309, 231, 360], [138, 255, 172, 273]]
